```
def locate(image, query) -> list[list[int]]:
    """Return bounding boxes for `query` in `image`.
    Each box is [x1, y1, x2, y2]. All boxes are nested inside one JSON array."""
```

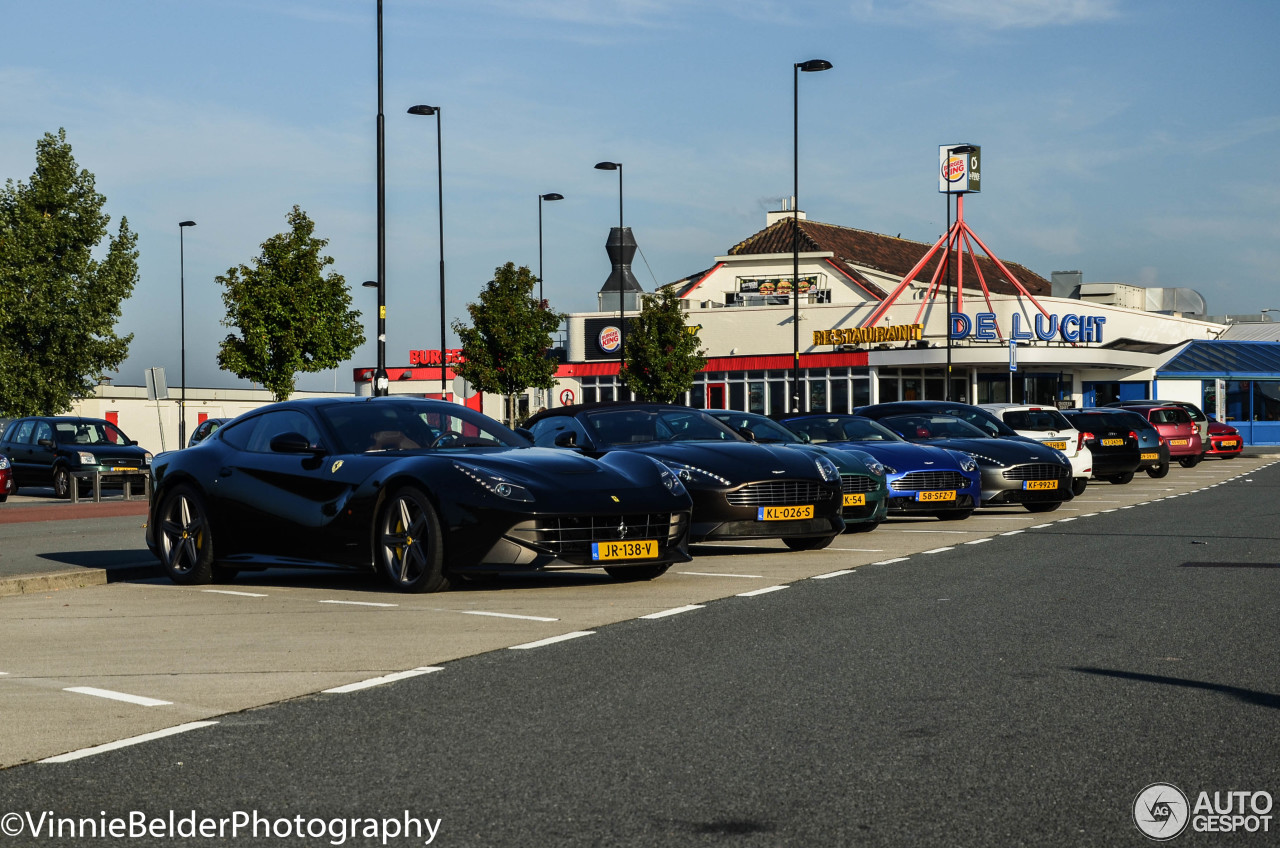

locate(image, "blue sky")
[[3, 0, 1277, 390]]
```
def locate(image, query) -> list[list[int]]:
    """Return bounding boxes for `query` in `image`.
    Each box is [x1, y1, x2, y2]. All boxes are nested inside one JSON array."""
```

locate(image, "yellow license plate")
[[1100, 438, 1123, 446], [111, 467, 134, 472], [1220, 440, 1238, 447], [758, 505, 814, 520], [1041, 440, 1067, 450], [917, 491, 955, 502], [1141, 452, 1159, 461], [591, 540, 658, 561], [1170, 439, 1188, 446], [1024, 480, 1058, 490], [843, 494, 866, 507]]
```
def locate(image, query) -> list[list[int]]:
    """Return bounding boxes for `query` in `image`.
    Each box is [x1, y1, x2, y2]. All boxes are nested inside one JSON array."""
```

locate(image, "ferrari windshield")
[[581, 408, 743, 448], [318, 400, 527, 453], [784, 416, 905, 444]]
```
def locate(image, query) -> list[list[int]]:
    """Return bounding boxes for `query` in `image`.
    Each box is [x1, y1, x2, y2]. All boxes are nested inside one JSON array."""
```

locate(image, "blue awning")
[[1157, 340, 1280, 379]]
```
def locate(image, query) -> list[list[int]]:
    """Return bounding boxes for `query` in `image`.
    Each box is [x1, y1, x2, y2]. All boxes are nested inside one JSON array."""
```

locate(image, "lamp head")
[[594, 161, 620, 171], [797, 59, 833, 72], [540, 193, 564, 201], [949, 145, 977, 154], [179, 221, 196, 228], [407, 105, 439, 116], [362, 280, 379, 289]]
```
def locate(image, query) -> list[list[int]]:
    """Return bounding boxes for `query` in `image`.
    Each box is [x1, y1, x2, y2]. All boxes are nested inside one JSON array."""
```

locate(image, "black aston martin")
[[146, 397, 693, 592], [524, 403, 845, 549]]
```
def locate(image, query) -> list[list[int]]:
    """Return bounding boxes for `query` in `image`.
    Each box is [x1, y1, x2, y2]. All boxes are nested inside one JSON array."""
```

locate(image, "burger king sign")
[[938, 143, 980, 194], [598, 324, 622, 354]]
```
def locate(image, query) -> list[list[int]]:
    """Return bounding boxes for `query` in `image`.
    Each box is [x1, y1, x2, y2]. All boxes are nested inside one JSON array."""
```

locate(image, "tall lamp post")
[[538, 192, 564, 306], [792, 58, 832, 414], [594, 161, 624, 365], [943, 144, 975, 401], [373, 0, 389, 396], [178, 220, 196, 447], [407, 105, 447, 397]]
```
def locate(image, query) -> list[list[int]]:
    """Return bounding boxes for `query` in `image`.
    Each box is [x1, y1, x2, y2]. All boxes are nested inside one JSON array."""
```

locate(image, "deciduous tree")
[[619, 286, 706, 403]]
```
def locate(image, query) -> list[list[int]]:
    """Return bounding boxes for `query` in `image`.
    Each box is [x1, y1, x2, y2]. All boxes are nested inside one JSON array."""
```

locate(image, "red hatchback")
[[0, 453, 13, 502], [1129, 406, 1204, 467], [1205, 416, 1244, 459]]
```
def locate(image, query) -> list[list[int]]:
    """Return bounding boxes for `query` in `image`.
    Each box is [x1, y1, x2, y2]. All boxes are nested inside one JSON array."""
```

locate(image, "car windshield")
[[878, 414, 990, 441], [710, 413, 800, 444], [785, 416, 905, 444], [53, 420, 130, 445], [581, 408, 742, 448], [318, 401, 526, 452]]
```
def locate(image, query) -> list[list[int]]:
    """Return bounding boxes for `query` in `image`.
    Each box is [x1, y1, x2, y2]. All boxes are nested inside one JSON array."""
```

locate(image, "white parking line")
[[1079, 513, 1098, 517], [1001, 530, 1025, 536], [1029, 524, 1054, 529], [640, 604, 705, 619], [737, 585, 788, 597], [873, 557, 910, 565], [1057, 517, 1077, 522], [509, 632, 595, 650], [319, 600, 398, 608], [64, 687, 171, 707], [1101, 508, 1118, 513], [40, 721, 219, 764], [922, 547, 955, 554], [677, 571, 764, 579], [202, 589, 268, 598], [828, 548, 884, 552], [323, 667, 443, 694], [811, 569, 855, 579], [964, 538, 993, 545], [903, 530, 975, 534], [454, 610, 559, 622]]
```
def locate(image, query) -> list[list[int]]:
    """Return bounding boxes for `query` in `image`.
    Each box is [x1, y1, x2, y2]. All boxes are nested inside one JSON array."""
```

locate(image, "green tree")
[[452, 262, 565, 427], [216, 206, 365, 401], [620, 286, 707, 403], [0, 129, 139, 416]]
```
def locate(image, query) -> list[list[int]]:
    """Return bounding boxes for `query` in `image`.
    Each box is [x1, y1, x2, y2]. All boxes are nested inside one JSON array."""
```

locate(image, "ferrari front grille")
[[512, 513, 680, 555]]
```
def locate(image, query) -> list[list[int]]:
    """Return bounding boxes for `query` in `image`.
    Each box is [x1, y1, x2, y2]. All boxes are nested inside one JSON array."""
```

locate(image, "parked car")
[[709, 410, 889, 532], [0, 416, 153, 499], [979, 404, 1093, 496], [0, 453, 14, 502], [187, 417, 231, 448], [1058, 409, 1144, 484], [147, 397, 693, 591], [1107, 399, 1209, 442], [1109, 409, 1170, 478], [851, 408, 1075, 512], [526, 402, 845, 550], [778, 413, 983, 521], [1205, 415, 1243, 459], [1120, 405, 1204, 467], [853, 400, 1040, 445]]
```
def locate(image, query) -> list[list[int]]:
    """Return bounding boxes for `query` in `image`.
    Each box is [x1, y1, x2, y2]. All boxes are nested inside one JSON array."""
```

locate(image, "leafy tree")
[[0, 129, 139, 416], [216, 206, 364, 401], [620, 286, 706, 403], [451, 262, 566, 427]]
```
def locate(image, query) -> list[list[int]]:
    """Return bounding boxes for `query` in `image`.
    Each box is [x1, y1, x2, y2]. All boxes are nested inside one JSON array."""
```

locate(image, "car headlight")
[[947, 450, 980, 472], [881, 464, 897, 475], [665, 461, 731, 487], [0, 455, 9, 470], [452, 461, 534, 502], [653, 462, 687, 496], [77, 451, 96, 465], [864, 460, 885, 477], [814, 455, 839, 483], [144, 452, 153, 465]]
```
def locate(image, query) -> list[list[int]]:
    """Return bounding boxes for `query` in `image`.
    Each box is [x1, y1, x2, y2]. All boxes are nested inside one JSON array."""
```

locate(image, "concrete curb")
[[0, 563, 161, 598]]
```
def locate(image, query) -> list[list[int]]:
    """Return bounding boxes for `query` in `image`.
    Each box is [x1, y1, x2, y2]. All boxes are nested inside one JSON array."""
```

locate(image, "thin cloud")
[[850, 0, 1122, 29]]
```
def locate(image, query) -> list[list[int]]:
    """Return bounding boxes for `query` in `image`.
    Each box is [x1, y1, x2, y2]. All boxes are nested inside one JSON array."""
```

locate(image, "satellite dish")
[[452, 376, 476, 399]]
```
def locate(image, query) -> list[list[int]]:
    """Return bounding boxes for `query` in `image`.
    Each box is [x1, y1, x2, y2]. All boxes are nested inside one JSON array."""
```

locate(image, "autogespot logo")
[[1135, 783, 1190, 841]]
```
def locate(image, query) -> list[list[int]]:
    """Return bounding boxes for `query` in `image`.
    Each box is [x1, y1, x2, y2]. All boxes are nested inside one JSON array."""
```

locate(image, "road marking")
[[966, 515, 1036, 519], [964, 538, 993, 545], [1001, 530, 1025, 536], [872, 557, 910, 565], [1079, 513, 1098, 517], [319, 600, 398, 608], [454, 610, 559, 622], [1101, 508, 1118, 513], [903, 529, 975, 534], [811, 569, 855, 579], [737, 585, 788, 597], [1120, 505, 1135, 509], [202, 589, 268, 598], [40, 721, 219, 764], [1029, 524, 1054, 529], [640, 604, 705, 619], [828, 548, 884, 552], [922, 546, 955, 554], [323, 666, 443, 693], [64, 687, 172, 707], [677, 571, 764, 579], [1057, 517, 1077, 522], [509, 631, 595, 650]]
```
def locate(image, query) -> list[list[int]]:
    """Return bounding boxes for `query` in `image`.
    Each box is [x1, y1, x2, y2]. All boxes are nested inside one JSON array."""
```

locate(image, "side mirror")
[[553, 430, 578, 448], [513, 427, 535, 444], [797, 431, 812, 444], [269, 432, 324, 455], [128, 440, 139, 446], [37, 438, 56, 449], [736, 427, 757, 442]]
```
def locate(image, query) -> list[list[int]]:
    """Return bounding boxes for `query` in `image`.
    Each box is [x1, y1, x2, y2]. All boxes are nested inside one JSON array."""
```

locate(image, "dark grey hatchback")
[[0, 416, 153, 498]]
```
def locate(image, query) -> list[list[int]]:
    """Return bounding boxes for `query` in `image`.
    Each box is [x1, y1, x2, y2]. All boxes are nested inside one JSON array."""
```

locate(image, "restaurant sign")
[[814, 324, 923, 346]]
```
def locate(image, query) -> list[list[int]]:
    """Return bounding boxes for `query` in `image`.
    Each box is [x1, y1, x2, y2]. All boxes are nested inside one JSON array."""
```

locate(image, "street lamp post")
[[792, 59, 832, 414], [594, 162, 624, 365], [178, 220, 196, 447], [407, 105, 446, 397], [943, 144, 976, 402], [373, 0, 389, 396], [538, 193, 564, 306]]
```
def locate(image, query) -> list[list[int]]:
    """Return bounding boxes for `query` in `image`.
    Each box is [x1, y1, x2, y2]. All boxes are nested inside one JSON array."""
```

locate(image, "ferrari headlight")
[[452, 461, 534, 502], [814, 455, 840, 483], [665, 461, 731, 487], [77, 451, 96, 465], [657, 466, 687, 496]]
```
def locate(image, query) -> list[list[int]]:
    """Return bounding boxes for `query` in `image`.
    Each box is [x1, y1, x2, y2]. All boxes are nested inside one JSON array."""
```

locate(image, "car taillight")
[[1081, 431, 1094, 445], [1128, 430, 1138, 442], [1076, 431, 1086, 451]]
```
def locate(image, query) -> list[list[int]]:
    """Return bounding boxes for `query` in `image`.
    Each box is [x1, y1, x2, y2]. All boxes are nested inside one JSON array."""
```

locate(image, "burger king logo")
[[942, 155, 966, 182], [598, 325, 622, 353]]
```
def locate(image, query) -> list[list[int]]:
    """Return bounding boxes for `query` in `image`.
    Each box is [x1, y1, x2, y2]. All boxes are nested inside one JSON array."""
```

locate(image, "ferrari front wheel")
[[156, 485, 215, 585], [376, 487, 448, 593]]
